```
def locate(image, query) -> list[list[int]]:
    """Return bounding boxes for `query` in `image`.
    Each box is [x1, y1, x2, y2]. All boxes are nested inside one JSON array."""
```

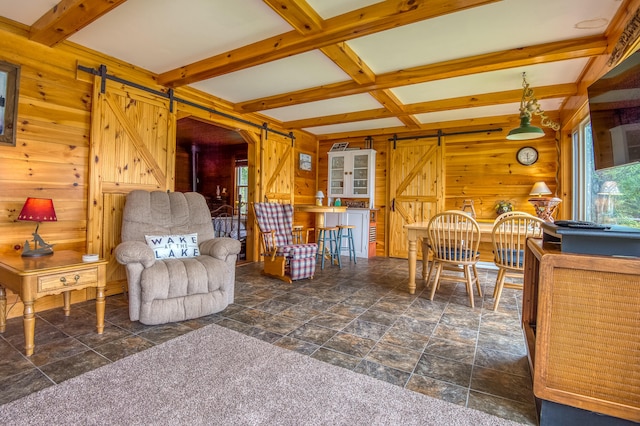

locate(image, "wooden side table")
[[0, 250, 108, 356]]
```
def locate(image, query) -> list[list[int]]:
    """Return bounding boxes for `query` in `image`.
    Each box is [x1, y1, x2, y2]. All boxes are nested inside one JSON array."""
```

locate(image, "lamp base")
[[22, 247, 54, 257], [22, 233, 55, 257], [529, 197, 562, 222]]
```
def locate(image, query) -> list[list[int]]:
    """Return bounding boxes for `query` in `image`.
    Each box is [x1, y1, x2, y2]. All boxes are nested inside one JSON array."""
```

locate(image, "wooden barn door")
[[87, 79, 175, 294], [258, 130, 295, 204], [388, 138, 444, 258]]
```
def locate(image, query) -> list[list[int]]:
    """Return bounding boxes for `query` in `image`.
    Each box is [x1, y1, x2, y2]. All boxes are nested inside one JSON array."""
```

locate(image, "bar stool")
[[316, 226, 341, 269], [337, 225, 357, 264]]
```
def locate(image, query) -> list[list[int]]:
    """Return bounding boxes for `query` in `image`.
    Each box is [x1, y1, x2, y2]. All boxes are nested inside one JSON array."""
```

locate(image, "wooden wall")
[[0, 20, 317, 318], [318, 128, 558, 259]]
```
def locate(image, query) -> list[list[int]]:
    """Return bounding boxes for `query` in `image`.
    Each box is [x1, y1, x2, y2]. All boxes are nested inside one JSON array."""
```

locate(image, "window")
[[235, 164, 248, 215], [574, 119, 640, 228]]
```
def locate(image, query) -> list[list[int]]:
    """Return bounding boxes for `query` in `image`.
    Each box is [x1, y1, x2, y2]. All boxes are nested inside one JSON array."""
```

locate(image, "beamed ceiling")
[[0, 0, 634, 141]]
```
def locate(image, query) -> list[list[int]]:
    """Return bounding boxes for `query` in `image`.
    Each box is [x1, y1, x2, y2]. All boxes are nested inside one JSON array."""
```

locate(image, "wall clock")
[[516, 146, 538, 166]]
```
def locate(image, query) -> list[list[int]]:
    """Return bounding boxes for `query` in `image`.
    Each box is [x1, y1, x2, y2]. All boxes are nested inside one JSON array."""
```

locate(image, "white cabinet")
[[328, 149, 376, 204], [325, 209, 372, 259]]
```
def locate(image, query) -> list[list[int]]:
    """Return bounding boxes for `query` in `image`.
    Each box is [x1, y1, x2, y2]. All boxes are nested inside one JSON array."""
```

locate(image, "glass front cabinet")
[[328, 149, 376, 203]]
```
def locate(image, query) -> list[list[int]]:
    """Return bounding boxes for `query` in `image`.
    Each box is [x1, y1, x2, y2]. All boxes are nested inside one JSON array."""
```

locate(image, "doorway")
[[176, 117, 249, 263]]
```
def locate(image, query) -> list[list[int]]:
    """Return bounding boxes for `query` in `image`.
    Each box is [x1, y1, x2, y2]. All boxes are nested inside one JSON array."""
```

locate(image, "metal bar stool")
[[337, 225, 357, 264], [316, 226, 341, 269]]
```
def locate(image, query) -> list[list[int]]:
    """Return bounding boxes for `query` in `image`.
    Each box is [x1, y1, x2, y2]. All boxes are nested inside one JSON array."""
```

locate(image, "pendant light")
[[507, 73, 560, 140]]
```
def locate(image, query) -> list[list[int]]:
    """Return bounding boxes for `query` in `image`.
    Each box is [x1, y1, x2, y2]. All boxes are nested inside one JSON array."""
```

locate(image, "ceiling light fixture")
[[506, 72, 561, 141]]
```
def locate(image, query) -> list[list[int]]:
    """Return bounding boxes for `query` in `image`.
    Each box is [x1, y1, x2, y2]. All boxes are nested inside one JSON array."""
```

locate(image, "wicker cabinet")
[[523, 239, 640, 424]]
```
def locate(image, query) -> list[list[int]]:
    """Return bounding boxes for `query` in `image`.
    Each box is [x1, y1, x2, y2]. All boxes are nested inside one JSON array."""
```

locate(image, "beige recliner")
[[115, 190, 241, 325]]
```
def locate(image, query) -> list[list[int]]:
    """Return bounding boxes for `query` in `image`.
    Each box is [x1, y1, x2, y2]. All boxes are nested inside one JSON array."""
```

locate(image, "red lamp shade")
[[18, 198, 57, 222]]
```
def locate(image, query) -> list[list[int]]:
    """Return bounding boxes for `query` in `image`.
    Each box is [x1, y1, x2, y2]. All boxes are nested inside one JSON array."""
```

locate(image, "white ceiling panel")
[[415, 99, 564, 124], [305, 0, 383, 19], [191, 50, 351, 103], [347, 0, 620, 75], [262, 94, 383, 122], [391, 59, 590, 104], [0, 0, 626, 137], [304, 117, 404, 135], [68, 0, 292, 73], [0, 0, 55, 25]]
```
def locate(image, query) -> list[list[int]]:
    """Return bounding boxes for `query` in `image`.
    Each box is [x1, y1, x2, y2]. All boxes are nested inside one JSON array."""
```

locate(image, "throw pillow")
[[145, 233, 199, 259]]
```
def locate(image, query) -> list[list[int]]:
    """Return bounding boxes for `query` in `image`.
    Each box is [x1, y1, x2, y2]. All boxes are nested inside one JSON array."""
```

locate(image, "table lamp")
[[315, 191, 325, 206], [528, 182, 561, 222], [18, 197, 57, 257]]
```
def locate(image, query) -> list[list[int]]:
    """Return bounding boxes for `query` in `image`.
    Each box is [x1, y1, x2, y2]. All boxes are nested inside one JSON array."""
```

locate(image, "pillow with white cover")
[[145, 233, 199, 259]]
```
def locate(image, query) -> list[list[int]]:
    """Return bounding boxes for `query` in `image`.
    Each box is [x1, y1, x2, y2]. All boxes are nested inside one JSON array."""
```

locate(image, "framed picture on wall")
[[0, 61, 20, 147], [299, 152, 313, 171], [330, 142, 349, 151]]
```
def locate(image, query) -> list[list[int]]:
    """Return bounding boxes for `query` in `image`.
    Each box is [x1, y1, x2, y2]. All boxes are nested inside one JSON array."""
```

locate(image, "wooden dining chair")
[[493, 210, 535, 224], [491, 214, 544, 311], [421, 210, 469, 284], [427, 211, 482, 308]]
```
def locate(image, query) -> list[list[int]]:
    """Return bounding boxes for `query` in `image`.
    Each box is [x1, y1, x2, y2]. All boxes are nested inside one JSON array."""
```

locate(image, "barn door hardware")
[[78, 64, 295, 140], [389, 127, 502, 147]]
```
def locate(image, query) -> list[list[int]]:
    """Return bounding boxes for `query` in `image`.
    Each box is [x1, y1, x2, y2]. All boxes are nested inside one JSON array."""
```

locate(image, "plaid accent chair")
[[252, 202, 318, 282]]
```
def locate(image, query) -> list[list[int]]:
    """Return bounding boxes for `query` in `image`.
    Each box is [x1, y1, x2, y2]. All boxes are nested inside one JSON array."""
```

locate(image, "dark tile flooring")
[[0, 257, 538, 425]]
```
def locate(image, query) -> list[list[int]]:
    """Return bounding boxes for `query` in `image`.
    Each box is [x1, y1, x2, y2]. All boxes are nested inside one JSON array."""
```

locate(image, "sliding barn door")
[[258, 130, 295, 204], [87, 78, 175, 293], [388, 139, 444, 258]]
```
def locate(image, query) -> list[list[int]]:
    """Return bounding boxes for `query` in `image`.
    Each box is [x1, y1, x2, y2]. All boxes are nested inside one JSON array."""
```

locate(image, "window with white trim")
[[235, 163, 248, 215], [573, 118, 640, 227]]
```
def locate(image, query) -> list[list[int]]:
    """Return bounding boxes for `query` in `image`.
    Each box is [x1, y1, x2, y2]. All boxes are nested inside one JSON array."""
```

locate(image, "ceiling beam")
[[158, 0, 501, 87], [315, 115, 519, 141], [265, 0, 420, 129], [283, 83, 577, 129], [368, 90, 422, 129], [237, 35, 607, 112], [265, 0, 419, 129], [29, 0, 128, 47], [262, 0, 324, 35]]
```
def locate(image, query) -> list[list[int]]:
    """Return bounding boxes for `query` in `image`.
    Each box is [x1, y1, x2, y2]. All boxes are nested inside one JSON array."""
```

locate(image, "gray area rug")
[[0, 324, 520, 425]]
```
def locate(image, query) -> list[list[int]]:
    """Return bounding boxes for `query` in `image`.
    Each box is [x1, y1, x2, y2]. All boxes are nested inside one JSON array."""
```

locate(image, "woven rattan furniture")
[[524, 239, 640, 424]]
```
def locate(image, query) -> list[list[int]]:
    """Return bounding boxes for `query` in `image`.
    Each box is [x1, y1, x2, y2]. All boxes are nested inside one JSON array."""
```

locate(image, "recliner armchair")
[[115, 190, 241, 325]]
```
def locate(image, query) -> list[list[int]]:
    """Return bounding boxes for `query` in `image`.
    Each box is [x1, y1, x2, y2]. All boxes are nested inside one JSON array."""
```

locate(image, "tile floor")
[[0, 257, 538, 425]]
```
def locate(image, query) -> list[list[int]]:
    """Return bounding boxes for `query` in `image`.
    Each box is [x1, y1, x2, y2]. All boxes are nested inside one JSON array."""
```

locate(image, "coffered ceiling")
[[0, 0, 629, 139]]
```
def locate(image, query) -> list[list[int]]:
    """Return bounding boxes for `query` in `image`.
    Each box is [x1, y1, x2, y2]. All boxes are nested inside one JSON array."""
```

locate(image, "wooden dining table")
[[295, 205, 349, 259], [295, 204, 348, 229], [404, 221, 494, 294]]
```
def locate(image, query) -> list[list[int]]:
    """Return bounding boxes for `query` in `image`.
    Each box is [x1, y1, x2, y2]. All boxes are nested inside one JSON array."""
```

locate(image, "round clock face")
[[516, 146, 538, 166]]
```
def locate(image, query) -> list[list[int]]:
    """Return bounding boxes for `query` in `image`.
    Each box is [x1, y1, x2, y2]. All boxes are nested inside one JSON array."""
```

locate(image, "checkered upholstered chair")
[[252, 202, 317, 283]]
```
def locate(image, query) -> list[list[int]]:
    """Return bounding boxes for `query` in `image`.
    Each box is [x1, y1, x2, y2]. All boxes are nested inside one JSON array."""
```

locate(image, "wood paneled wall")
[[0, 20, 317, 318], [319, 129, 558, 258]]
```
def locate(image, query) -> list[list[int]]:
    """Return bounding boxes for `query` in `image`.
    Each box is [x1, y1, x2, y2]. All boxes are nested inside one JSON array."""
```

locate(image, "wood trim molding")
[[609, 5, 640, 66]]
